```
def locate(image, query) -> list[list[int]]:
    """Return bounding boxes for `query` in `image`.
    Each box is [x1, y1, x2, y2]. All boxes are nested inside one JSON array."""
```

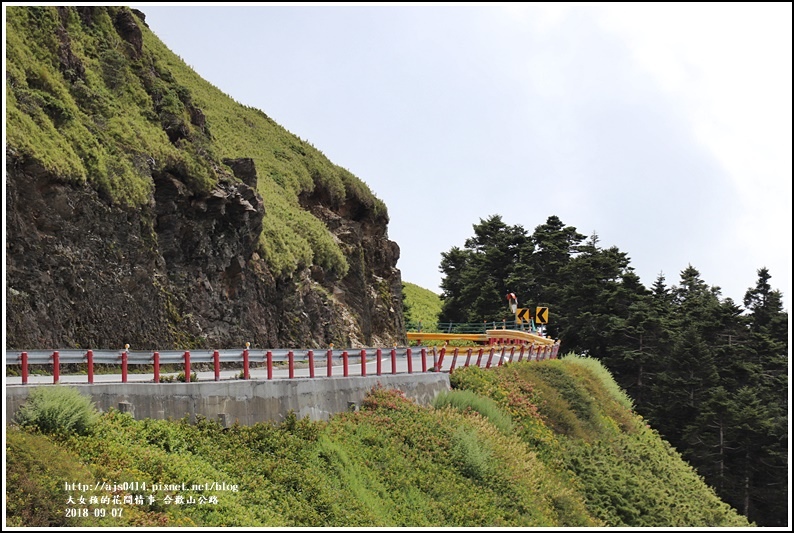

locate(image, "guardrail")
[[5, 343, 561, 385]]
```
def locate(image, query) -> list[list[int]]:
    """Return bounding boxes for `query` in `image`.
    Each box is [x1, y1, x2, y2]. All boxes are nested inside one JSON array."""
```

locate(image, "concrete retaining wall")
[[5, 373, 451, 426]]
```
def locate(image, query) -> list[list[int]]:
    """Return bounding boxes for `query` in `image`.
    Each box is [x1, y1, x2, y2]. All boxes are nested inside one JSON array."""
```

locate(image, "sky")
[[131, 3, 789, 310]]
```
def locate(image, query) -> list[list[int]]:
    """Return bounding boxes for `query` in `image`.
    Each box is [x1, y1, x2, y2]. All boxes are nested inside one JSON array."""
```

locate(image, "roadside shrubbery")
[[15, 385, 99, 436], [432, 389, 513, 435]]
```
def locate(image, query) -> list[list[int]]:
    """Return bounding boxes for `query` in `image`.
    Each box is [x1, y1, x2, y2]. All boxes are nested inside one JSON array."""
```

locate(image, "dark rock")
[[113, 9, 143, 59], [222, 158, 258, 188], [55, 8, 85, 83], [5, 146, 405, 350], [131, 8, 148, 27]]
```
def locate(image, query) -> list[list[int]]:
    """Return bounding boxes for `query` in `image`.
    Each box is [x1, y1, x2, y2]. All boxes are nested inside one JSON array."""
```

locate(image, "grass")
[[5, 5, 386, 280], [402, 282, 442, 330]]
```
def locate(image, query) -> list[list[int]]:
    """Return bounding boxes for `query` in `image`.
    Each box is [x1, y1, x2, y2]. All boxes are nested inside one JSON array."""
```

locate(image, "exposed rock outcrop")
[[5, 149, 405, 350]]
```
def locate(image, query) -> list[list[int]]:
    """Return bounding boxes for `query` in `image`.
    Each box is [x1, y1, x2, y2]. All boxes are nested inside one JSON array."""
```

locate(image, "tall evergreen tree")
[[674, 268, 788, 527], [734, 268, 789, 526], [555, 232, 634, 356], [439, 215, 532, 324], [605, 273, 668, 410], [529, 215, 586, 333], [438, 246, 470, 324], [645, 266, 727, 444]]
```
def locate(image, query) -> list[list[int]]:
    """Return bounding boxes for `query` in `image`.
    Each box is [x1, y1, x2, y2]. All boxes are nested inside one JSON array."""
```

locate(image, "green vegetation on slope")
[[402, 281, 442, 330], [6, 357, 752, 527], [5, 5, 386, 278]]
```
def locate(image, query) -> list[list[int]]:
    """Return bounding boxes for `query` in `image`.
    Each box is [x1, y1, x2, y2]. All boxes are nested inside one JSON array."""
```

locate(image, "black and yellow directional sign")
[[535, 307, 549, 325], [516, 308, 532, 324]]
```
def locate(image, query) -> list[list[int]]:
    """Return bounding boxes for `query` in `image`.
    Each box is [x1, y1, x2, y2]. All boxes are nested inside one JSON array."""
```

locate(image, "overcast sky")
[[131, 2, 791, 311]]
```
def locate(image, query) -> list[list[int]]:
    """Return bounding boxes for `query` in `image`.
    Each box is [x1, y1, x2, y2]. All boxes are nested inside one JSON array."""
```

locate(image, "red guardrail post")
[[437, 346, 446, 372], [406, 347, 413, 374], [21, 352, 28, 385], [476, 347, 484, 367], [153, 351, 160, 383], [121, 348, 128, 383], [184, 350, 191, 382], [342, 351, 349, 377], [376, 348, 382, 376], [52, 350, 60, 384], [497, 346, 506, 367], [486, 347, 495, 368], [288, 351, 294, 379], [213, 350, 220, 381], [243, 344, 250, 380], [361, 349, 367, 377], [421, 347, 427, 372], [327, 346, 333, 377], [391, 347, 397, 375], [508, 346, 516, 363], [308, 350, 315, 378], [464, 348, 472, 367], [518, 345, 525, 362], [450, 347, 459, 372], [266, 351, 273, 380], [86, 350, 94, 384]]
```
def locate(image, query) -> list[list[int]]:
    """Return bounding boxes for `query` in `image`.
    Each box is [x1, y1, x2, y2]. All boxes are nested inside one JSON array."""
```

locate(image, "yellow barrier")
[[406, 332, 487, 343], [406, 330, 555, 346], [485, 329, 555, 346]]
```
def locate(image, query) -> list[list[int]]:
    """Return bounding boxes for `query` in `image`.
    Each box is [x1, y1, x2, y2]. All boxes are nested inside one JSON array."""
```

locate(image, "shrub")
[[450, 427, 495, 481], [159, 371, 197, 383], [15, 385, 99, 436], [432, 389, 514, 435], [5, 427, 98, 526], [177, 371, 198, 382], [560, 354, 634, 411]]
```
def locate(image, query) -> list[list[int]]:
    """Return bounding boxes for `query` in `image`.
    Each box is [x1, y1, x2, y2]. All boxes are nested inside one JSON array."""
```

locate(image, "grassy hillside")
[[5, 356, 751, 527], [5, 5, 386, 278], [402, 281, 441, 330]]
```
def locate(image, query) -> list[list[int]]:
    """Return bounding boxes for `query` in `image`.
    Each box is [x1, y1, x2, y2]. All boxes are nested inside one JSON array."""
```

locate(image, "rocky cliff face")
[[5, 6, 406, 351], [6, 148, 406, 350]]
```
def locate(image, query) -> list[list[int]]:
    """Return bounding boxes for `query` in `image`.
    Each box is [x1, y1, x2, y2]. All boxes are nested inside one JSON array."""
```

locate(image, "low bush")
[[432, 389, 514, 435], [15, 385, 99, 436]]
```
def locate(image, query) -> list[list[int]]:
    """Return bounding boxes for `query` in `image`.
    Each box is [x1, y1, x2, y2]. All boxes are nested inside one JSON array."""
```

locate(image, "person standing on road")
[[506, 291, 518, 314]]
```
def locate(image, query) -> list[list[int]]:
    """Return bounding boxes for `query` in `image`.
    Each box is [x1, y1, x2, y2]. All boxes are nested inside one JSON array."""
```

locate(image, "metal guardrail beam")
[[5, 342, 562, 386]]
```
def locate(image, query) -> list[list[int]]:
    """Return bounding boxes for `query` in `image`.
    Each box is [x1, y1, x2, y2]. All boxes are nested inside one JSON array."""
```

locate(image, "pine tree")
[[439, 215, 532, 324]]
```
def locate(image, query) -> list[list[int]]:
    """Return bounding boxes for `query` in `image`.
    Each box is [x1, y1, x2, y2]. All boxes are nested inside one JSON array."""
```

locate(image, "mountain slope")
[[402, 281, 441, 330], [5, 5, 404, 349]]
